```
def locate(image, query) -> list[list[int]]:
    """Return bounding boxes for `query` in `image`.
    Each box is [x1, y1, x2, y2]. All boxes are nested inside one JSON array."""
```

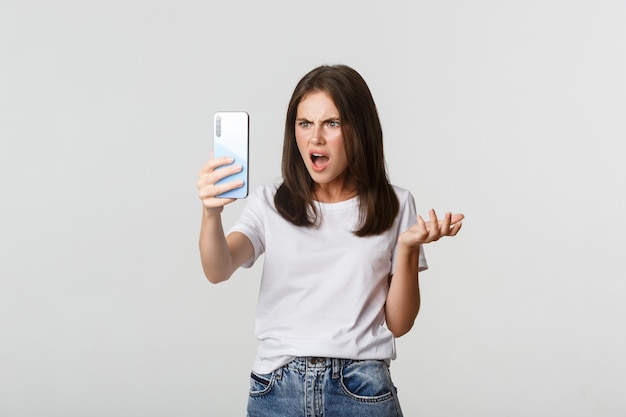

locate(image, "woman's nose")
[[310, 125, 324, 145]]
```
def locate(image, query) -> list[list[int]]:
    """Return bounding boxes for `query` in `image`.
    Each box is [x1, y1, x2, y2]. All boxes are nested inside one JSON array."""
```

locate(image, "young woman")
[[198, 64, 463, 416]]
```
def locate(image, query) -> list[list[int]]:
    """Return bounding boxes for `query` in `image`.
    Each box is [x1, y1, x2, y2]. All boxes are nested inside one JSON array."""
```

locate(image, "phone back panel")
[[213, 111, 249, 198]]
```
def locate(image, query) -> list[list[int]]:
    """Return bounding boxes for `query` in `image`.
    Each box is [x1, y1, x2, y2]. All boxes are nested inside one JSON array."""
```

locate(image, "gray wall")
[[1, 1, 625, 416]]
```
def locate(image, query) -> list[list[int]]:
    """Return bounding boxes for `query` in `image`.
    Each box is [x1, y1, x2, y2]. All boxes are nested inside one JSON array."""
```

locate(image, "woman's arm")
[[197, 157, 254, 284], [385, 245, 421, 337], [199, 210, 253, 284], [385, 209, 464, 337]]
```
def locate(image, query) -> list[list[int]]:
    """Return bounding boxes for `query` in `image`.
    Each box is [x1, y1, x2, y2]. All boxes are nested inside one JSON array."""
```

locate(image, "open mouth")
[[311, 153, 330, 170]]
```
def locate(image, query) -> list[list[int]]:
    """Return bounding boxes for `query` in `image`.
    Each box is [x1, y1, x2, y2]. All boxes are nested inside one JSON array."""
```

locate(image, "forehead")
[[296, 91, 339, 117]]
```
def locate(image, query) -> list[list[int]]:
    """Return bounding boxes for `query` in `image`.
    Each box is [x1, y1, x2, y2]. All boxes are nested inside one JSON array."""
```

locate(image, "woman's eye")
[[298, 121, 311, 128], [328, 121, 340, 127]]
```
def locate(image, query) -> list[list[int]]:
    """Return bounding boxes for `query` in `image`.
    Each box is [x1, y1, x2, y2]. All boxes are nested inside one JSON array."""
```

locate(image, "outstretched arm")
[[197, 156, 253, 284], [199, 211, 253, 284]]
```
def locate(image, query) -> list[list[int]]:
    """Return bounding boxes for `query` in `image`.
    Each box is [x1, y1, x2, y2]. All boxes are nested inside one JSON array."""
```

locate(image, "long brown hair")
[[274, 64, 399, 237]]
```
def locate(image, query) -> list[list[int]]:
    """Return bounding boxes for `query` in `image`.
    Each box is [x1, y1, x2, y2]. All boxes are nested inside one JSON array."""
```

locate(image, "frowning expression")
[[295, 91, 350, 189]]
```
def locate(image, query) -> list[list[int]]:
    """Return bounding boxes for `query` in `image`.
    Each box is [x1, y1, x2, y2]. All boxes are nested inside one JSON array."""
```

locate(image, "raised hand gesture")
[[399, 209, 464, 248]]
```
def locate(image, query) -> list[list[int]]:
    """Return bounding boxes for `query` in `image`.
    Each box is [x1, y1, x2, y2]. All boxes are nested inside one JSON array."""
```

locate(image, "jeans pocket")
[[340, 360, 395, 403], [249, 371, 274, 397]]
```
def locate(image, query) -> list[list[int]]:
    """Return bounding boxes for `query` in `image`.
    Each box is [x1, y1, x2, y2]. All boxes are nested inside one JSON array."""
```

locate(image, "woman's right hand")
[[197, 154, 244, 214]]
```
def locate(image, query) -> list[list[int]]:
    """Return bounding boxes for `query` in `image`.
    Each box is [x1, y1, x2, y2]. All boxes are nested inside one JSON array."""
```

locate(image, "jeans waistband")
[[283, 357, 355, 379]]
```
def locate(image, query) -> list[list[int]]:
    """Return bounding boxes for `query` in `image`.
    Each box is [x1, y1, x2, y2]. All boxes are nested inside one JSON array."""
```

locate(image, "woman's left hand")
[[399, 209, 464, 248]]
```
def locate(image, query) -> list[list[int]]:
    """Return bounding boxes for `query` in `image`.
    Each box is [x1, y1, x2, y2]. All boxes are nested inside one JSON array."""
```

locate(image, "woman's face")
[[295, 91, 350, 193]]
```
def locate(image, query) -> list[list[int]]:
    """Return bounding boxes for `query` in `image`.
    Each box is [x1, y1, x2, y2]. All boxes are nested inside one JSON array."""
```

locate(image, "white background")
[[1, 1, 625, 416]]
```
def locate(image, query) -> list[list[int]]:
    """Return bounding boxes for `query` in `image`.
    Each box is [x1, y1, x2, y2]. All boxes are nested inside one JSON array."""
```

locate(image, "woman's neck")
[[313, 181, 357, 203]]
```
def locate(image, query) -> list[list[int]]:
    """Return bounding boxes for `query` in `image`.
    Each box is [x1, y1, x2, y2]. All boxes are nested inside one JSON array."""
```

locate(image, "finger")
[[199, 164, 242, 190], [200, 179, 242, 205], [198, 165, 243, 200], [216, 163, 243, 181], [449, 221, 463, 236], [415, 214, 427, 231], [450, 213, 465, 224], [428, 209, 438, 227], [213, 196, 236, 205], [439, 211, 452, 234], [447, 213, 464, 236], [428, 209, 440, 238], [214, 156, 235, 166], [200, 156, 236, 175], [216, 179, 245, 196]]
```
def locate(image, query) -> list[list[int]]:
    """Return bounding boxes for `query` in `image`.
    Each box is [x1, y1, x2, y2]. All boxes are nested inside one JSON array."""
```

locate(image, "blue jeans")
[[247, 357, 404, 417]]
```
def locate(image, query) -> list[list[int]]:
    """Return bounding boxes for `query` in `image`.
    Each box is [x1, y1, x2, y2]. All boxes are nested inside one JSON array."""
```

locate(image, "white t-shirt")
[[230, 183, 428, 374]]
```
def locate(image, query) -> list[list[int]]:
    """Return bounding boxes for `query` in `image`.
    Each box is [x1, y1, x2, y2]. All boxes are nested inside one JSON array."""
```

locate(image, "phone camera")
[[216, 115, 222, 137]]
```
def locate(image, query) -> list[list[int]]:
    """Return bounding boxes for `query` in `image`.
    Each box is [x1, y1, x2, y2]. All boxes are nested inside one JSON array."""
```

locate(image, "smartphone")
[[213, 111, 249, 198]]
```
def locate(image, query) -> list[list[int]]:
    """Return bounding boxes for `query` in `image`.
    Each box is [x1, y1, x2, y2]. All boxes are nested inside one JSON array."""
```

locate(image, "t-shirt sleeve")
[[228, 186, 267, 268], [392, 189, 429, 274]]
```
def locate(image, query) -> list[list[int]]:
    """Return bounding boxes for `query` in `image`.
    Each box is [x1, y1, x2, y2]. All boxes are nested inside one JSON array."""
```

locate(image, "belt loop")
[[332, 358, 342, 379], [274, 365, 283, 380]]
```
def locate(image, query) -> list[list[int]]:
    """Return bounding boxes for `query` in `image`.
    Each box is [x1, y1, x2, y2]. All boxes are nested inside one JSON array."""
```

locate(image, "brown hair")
[[274, 64, 399, 236]]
